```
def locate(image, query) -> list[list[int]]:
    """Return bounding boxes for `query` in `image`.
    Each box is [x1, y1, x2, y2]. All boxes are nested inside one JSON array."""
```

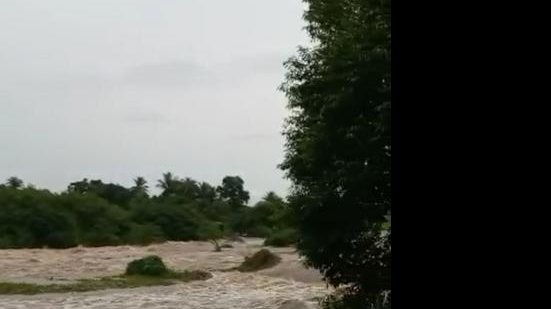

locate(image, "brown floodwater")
[[0, 238, 330, 308]]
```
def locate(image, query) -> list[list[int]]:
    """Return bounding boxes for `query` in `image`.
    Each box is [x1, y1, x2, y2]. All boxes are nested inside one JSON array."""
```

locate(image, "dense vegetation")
[[280, 0, 391, 308], [0, 174, 295, 249], [126, 255, 168, 276]]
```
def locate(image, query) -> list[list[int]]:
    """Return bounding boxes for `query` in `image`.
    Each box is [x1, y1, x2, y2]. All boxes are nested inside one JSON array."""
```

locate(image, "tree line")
[[0, 174, 296, 249]]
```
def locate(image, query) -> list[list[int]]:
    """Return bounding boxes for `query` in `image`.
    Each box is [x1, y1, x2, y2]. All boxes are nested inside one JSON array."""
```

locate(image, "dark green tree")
[[157, 172, 177, 197], [280, 0, 391, 307], [6, 176, 24, 189], [68, 178, 134, 207], [68, 178, 89, 194], [174, 177, 201, 200], [198, 182, 217, 202], [217, 176, 250, 207], [132, 177, 149, 197]]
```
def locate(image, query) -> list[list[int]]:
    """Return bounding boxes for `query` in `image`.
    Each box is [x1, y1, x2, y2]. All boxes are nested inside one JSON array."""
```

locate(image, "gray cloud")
[[0, 0, 308, 203], [233, 133, 279, 141], [125, 112, 171, 124], [122, 61, 215, 88]]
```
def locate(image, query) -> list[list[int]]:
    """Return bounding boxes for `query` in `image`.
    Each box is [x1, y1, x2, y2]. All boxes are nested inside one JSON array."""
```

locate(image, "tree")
[[68, 178, 133, 207], [175, 177, 200, 200], [157, 172, 177, 196], [280, 0, 391, 307], [6, 176, 23, 189], [198, 222, 225, 252], [198, 182, 217, 202], [217, 176, 250, 207], [132, 177, 149, 196], [67, 178, 89, 194], [262, 191, 285, 204]]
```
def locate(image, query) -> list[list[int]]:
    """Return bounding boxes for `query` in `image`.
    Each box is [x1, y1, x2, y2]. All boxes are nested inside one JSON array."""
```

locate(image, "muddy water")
[[0, 238, 330, 308]]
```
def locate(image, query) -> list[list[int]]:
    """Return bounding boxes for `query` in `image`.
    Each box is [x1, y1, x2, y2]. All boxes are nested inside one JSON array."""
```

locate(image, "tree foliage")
[[131, 177, 149, 197], [0, 174, 294, 249], [5, 177, 23, 189], [280, 0, 391, 307], [217, 176, 250, 207]]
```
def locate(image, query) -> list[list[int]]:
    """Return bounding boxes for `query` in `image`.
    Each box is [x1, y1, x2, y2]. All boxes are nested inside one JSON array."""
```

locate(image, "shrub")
[[123, 223, 165, 245], [264, 228, 297, 247], [237, 249, 281, 272], [125, 255, 168, 276], [133, 202, 209, 241]]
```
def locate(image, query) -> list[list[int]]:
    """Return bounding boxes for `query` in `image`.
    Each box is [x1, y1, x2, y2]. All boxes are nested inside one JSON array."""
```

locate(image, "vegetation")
[[125, 255, 168, 276], [236, 249, 281, 272], [280, 0, 391, 308], [264, 228, 297, 247], [0, 269, 211, 295], [0, 175, 296, 249]]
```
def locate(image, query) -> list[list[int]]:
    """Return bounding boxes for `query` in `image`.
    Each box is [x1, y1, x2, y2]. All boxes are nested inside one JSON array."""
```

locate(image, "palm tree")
[[133, 176, 149, 194], [157, 172, 177, 196], [179, 177, 199, 199]]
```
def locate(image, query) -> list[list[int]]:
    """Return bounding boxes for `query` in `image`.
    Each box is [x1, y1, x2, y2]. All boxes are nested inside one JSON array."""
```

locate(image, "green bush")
[[264, 228, 297, 247], [237, 249, 281, 272], [125, 255, 168, 276], [123, 223, 165, 245]]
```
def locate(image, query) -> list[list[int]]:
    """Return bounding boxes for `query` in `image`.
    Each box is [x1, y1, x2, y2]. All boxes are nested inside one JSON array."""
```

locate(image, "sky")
[[0, 0, 309, 203]]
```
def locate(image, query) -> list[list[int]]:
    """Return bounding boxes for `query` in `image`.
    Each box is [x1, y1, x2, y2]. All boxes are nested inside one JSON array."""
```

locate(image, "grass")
[[0, 270, 211, 295]]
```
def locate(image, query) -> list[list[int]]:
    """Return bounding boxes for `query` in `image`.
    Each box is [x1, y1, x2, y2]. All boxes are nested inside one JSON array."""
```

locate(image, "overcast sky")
[[0, 0, 309, 203]]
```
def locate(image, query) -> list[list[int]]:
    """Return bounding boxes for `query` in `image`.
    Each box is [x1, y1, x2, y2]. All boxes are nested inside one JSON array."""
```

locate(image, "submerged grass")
[[0, 270, 211, 295]]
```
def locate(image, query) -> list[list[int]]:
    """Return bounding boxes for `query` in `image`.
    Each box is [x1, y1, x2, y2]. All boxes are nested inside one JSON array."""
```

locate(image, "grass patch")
[[236, 249, 281, 272], [0, 270, 211, 295]]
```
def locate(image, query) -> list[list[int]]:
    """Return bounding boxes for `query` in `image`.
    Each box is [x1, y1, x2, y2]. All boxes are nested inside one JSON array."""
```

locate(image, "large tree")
[[5, 176, 24, 189], [280, 0, 390, 307], [217, 176, 250, 207]]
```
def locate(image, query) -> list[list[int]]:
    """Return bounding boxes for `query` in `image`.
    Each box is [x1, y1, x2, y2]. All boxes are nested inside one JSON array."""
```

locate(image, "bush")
[[123, 223, 165, 245], [237, 249, 281, 272], [61, 193, 129, 247], [133, 202, 209, 241], [264, 228, 297, 247], [125, 255, 168, 276]]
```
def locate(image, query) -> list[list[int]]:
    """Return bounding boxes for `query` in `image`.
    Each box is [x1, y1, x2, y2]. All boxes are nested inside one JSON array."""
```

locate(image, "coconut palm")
[[132, 176, 149, 195], [157, 172, 177, 196]]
